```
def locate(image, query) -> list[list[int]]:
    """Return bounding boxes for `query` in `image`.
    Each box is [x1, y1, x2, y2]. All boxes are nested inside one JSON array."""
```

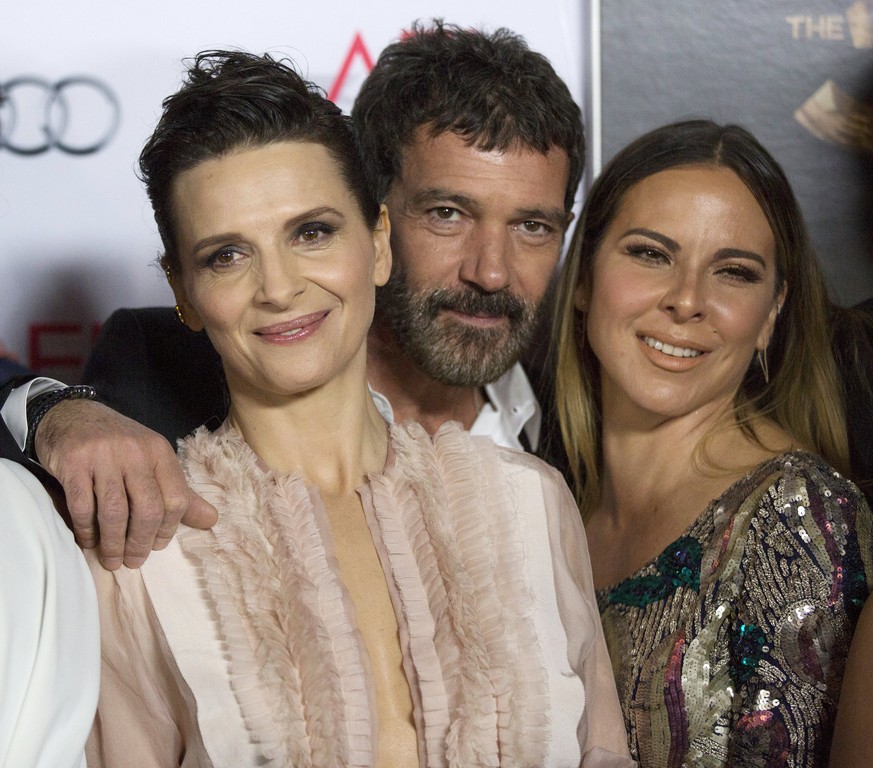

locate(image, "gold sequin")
[[598, 452, 872, 768]]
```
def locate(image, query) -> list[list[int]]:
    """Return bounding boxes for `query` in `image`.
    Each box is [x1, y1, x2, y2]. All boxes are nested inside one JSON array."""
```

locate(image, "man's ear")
[[372, 204, 392, 287]]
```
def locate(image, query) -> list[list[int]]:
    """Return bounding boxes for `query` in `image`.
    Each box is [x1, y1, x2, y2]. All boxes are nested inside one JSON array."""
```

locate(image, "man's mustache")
[[427, 288, 529, 322]]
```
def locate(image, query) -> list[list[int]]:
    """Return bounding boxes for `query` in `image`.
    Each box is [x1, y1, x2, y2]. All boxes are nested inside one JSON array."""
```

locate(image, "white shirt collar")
[[369, 362, 540, 452]]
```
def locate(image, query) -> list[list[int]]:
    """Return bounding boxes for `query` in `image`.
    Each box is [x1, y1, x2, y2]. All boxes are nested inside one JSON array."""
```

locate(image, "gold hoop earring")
[[757, 348, 769, 384], [174, 305, 187, 326]]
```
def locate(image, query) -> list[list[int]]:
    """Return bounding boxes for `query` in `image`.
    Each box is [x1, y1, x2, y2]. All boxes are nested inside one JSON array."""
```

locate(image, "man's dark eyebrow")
[[407, 189, 569, 226], [408, 188, 477, 211], [517, 207, 571, 228]]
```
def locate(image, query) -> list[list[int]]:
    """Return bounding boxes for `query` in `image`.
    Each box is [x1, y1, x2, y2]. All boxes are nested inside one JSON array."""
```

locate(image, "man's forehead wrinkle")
[[420, 113, 553, 154], [416, 124, 553, 162]]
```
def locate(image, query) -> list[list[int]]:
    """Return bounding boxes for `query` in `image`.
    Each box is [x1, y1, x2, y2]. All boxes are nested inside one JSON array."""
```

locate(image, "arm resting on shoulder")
[[0, 353, 217, 570], [34, 397, 217, 569]]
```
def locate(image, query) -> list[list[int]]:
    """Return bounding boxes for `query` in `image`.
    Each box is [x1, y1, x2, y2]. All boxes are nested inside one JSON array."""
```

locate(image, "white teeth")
[[278, 328, 304, 336], [642, 336, 702, 358]]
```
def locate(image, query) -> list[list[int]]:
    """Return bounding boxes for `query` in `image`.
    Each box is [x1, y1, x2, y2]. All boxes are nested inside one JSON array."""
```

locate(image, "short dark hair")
[[139, 49, 379, 272], [351, 19, 585, 211]]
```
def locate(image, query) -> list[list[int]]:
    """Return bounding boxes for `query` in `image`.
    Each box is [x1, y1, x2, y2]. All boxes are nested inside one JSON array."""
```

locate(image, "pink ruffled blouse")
[[85, 421, 632, 767]]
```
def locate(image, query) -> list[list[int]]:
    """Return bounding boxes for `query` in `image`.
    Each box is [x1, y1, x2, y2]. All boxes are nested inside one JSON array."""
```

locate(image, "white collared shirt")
[[370, 362, 541, 452], [1, 378, 63, 452]]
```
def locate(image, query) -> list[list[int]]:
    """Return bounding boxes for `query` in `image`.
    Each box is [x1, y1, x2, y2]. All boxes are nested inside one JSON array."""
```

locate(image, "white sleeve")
[[0, 459, 100, 768], [0, 378, 65, 452]]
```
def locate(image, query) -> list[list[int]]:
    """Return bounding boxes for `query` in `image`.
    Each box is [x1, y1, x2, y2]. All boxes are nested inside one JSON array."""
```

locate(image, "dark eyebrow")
[[714, 248, 768, 268], [408, 188, 477, 211], [517, 206, 572, 229], [190, 206, 344, 254], [409, 188, 569, 228], [282, 206, 345, 235], [623, 228, 768, 268], [622, 227, 679, 252]]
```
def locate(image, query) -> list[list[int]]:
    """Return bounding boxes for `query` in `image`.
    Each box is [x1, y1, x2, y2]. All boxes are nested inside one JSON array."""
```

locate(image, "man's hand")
[[34, 399, 217, 570]]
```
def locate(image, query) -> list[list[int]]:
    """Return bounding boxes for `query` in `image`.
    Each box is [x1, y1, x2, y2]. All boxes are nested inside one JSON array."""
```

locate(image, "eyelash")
[[425, 208, 556, 242], [626, 243, 668, 263], [204, 246, 245, 269], [427, 207, 462, 223], [625, 244, 762, 283], [201, 222, 338, 269], [518, 220, 553, 236], [716, 264, 762, 283], [296, 221, 337, 243]]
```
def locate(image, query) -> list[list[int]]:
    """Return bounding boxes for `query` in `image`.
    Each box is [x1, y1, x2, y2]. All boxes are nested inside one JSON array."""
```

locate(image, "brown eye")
[[205, 246, 246, 268], [522, 221, 547, 233], [295, 222, 336, 245], [626, 244, 668, 264], [430, 207, 460, 220]]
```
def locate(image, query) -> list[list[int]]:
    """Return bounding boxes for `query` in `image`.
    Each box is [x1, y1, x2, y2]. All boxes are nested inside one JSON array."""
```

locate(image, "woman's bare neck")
[[226, 381, 389, 495]]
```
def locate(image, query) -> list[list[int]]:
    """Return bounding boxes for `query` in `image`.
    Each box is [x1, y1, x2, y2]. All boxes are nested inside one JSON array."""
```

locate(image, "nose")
[[254, 250, 305, 307], [458, 225, 513, 293], [659, 266, 706, 322]]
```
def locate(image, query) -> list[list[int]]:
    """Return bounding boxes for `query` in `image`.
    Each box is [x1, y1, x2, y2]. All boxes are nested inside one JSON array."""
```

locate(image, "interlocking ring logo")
[[0, 76, 120, 156]]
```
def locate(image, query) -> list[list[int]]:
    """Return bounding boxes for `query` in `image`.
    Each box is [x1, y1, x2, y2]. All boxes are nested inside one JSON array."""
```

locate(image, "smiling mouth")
[[641, 335, 703, 358], [255, 311, 329, 340]]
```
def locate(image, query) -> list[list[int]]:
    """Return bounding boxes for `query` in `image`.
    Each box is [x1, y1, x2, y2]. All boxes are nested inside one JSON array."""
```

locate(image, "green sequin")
[[731, 622, 767, 683], [607, 536, 702, 607]]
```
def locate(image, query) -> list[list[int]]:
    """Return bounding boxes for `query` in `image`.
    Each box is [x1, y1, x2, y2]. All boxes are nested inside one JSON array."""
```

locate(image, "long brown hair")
[[552, 120, 849, 515]]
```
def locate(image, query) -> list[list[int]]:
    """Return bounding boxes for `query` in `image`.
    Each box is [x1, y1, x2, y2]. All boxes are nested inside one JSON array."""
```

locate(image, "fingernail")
[[124, 556, 147, 569], [101, 557, 123, 571]]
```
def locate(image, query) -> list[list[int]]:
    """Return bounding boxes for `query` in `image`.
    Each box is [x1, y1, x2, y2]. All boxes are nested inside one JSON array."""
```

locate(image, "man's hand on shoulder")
[[34, 399, 217, 570]]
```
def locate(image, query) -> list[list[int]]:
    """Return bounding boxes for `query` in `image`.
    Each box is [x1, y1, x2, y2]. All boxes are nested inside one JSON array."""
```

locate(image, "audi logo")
[[0, 76, 120, 156]]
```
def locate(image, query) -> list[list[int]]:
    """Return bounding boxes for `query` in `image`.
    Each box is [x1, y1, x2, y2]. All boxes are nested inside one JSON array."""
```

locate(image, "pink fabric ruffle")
[[175, 421, 552, 767]]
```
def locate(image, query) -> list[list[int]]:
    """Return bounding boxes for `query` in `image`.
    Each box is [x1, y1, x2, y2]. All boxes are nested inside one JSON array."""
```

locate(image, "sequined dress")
[[597, 452, 872, 768]]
